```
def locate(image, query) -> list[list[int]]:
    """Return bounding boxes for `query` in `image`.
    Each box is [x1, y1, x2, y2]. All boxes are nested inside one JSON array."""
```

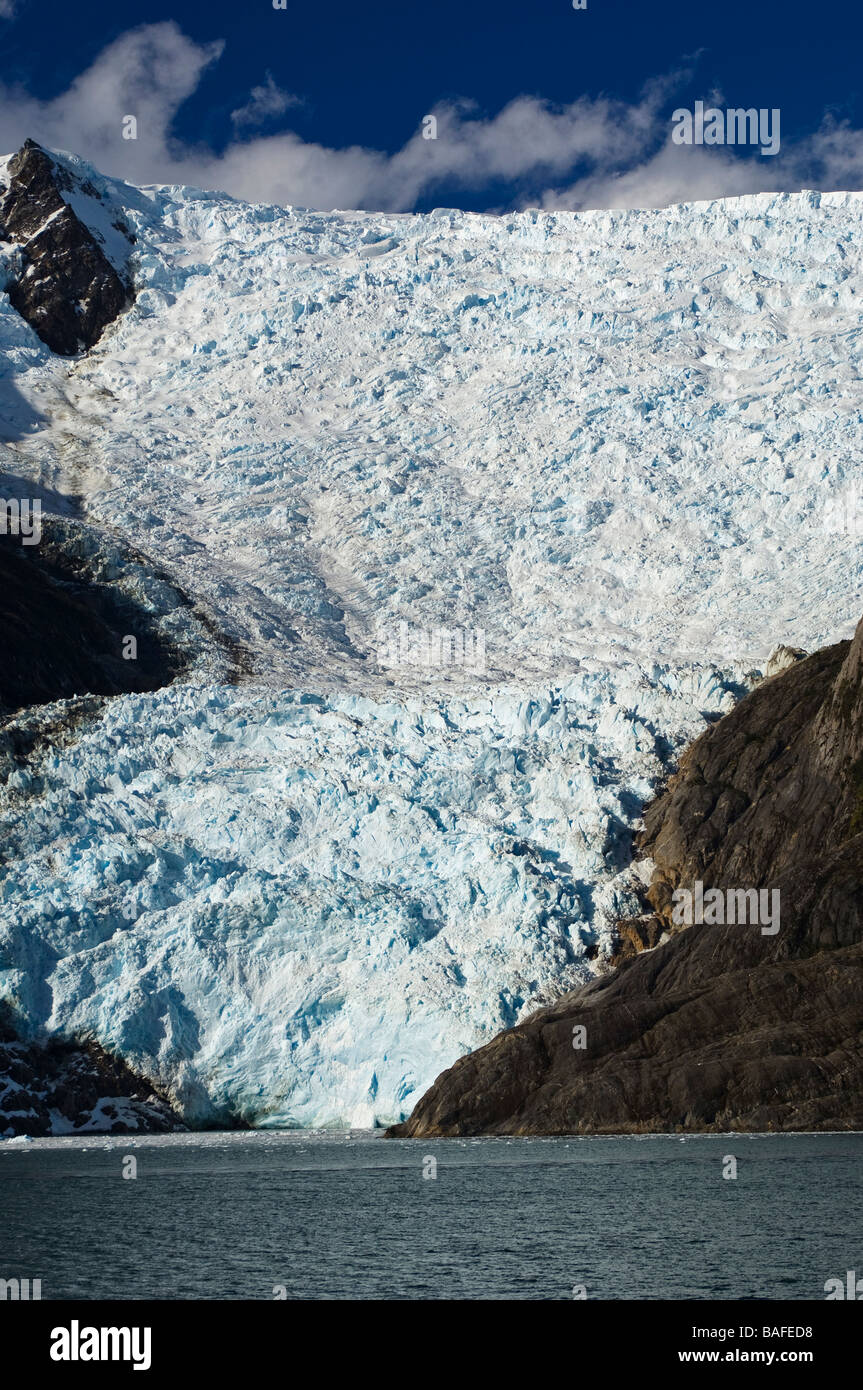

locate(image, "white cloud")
[[539, 118, 863, 212], [0, 0, 19, 17], [0, 21, 862, 214], [0, 23, 224, 182], [231, 73, 301, 129]]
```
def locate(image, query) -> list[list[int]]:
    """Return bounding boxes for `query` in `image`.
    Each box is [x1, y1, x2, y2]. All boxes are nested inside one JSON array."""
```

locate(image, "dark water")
[[1, 1131, 861, 1300]]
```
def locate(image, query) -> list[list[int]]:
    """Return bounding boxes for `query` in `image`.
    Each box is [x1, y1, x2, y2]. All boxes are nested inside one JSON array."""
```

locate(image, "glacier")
[[2, 148, 863, 1127]]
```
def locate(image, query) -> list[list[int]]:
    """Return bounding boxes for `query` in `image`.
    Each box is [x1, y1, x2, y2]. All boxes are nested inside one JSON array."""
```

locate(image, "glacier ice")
[[0, 670, 741, 1128], [2, 150, 863, 1126]]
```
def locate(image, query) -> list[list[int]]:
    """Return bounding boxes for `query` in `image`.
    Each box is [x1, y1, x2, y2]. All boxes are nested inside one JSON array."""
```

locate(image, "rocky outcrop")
[[387, 619, 863, 1136], [762, 643, 808, 680], [0, 1006, 184, 1137], [0, 525, 188, 715], [0, 140, 134, 354]]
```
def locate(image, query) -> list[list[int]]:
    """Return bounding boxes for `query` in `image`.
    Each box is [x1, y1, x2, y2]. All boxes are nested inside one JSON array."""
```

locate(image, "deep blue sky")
[[3, 0, 862, 209]]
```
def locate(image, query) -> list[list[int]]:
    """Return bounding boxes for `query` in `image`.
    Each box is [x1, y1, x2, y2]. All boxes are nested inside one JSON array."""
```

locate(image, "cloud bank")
[[1, 21, 863, 212]]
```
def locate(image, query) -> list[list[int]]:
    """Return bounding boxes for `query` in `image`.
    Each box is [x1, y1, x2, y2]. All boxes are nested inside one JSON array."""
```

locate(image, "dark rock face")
[[0, 527, 187, 715], [0, 140, 134, 355], [0, 1007, 184, 1137], [388, 619, 863, 1136]]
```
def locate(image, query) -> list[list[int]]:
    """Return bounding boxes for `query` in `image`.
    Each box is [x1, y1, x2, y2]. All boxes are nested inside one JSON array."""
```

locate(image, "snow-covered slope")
[[2, 151, 862, 1128]]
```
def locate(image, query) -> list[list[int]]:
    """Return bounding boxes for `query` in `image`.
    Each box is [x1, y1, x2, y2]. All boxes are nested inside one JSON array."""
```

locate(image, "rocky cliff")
[[0, 1005, 185, 1137], [0, 139, 134, 355], [0, 527, 191, 716], [387, 617, 863, 1135]]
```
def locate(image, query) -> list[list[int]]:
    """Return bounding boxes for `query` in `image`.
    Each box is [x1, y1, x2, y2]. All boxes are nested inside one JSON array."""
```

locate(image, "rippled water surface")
[[2, 1131, 860, 1300]]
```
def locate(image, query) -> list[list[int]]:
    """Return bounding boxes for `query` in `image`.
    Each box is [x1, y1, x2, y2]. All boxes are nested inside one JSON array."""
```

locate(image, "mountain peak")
[[0, 138, 135, 355]]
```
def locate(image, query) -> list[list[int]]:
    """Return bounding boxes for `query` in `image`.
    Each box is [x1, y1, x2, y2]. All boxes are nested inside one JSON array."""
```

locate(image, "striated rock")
[[387, 617, 863, 1136], [0, 140, 134, 355]]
